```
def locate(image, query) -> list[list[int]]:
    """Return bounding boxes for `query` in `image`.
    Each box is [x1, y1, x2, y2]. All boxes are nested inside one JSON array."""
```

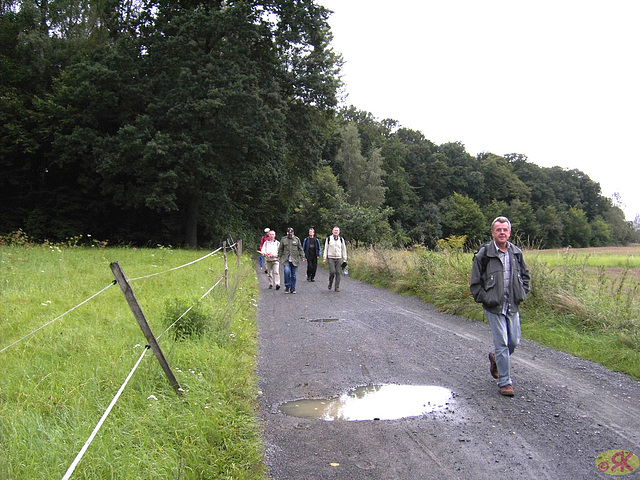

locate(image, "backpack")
[[326, 235, 345, 246], [474, 243, 491, 273]]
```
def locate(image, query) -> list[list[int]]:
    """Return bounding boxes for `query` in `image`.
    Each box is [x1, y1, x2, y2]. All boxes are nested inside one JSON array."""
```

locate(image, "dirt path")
[[256, 265, 640, 479]]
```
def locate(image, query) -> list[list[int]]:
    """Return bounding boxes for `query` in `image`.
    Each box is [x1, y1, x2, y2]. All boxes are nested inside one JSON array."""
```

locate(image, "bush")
[[163, 298, 211, 340]]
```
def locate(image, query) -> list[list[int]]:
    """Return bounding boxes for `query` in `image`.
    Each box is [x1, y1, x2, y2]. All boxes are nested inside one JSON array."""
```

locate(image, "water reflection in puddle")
[[279, 384, 453, 421]]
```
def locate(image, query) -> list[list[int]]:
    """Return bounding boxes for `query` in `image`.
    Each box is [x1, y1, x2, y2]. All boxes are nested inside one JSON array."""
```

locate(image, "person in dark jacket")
[[302, 227, 322, 282], [470, 216, 530, 397], [278, 227, 305, 294]]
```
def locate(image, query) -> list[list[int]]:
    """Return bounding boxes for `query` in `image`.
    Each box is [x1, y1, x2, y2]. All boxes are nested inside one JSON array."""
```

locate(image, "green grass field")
[[0, 244, 266, 479], [528, 246, 640, 268]]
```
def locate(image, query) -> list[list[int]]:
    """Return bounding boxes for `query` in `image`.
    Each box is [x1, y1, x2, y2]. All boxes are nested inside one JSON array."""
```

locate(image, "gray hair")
[[491, 216, 511, 231]]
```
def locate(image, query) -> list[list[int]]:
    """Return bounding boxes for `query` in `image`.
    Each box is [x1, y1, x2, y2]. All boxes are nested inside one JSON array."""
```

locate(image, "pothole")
[[308, 317, 339, 323], [279, 384, 454, 421]]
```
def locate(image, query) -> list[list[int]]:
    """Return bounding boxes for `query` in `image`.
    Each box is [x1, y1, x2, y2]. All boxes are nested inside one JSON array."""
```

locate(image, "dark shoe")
[[285, 287, 290, 293], [276, 285, 280, 290], [335, 287, 340, 292], [328, 283, 332, 290], [264, 270, 268, 274], [268, 285, 273, 289], [489, 352, 498, 379], [307, 277, 311, 282], [290, 290, 296, 294], [499, 385, 514, 396], [310, 278, 315, 282]]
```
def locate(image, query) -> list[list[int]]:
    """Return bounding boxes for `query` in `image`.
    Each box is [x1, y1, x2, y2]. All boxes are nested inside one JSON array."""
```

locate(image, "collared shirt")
[[495, 241, 511, 314]]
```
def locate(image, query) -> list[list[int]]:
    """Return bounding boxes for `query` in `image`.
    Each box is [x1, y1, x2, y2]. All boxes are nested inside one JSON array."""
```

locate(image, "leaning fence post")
[[223, 241, 229, 290], [110, 262, 182, 396]]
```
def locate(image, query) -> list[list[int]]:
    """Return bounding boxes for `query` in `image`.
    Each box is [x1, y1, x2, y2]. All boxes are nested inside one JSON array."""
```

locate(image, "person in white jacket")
[[322, 226, 348, 292], [261, 230, 281, 290]]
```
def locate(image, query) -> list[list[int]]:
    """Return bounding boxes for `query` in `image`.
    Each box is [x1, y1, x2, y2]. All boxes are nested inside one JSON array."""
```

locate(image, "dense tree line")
[[332, 114, 638, 248], [1, 0, 638, 248]]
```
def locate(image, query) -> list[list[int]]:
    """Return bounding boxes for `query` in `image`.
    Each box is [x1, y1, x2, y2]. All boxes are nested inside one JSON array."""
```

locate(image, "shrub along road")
[[256, 265, 640, 479]]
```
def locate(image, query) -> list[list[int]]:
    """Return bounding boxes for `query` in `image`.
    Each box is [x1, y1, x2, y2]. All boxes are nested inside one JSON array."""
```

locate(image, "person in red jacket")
[[259, 227, 270, 273]]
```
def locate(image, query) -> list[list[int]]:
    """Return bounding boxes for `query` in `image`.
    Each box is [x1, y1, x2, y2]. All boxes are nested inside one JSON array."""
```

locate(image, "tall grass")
[[0, 244, 266, 479], [348, 245, 640, 380]]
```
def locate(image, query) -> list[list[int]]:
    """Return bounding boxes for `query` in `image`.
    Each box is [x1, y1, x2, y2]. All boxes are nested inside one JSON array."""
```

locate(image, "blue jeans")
[[485, 309, 521, 387], [283, 262, 298, 292], [259, 254, 264, 269]]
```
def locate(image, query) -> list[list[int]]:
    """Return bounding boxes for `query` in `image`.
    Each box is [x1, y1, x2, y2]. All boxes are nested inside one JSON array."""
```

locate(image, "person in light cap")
[[259, 227, 270, 273], [260, 230, 280, 290], [277, 227, 305, 294]]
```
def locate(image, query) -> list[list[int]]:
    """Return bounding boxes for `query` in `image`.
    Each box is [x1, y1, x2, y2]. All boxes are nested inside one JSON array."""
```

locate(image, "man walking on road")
[[323, 226, 348, 292], [302, 227, 322, 282], [278, 227, 305, 294], [470, 216, 530, 397]]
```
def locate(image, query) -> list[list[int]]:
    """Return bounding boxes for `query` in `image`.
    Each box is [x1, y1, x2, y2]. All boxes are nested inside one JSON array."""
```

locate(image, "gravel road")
[[256, 264, 640, 479]]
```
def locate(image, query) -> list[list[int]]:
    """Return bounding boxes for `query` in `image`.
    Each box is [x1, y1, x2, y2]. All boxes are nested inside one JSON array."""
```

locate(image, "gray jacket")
[[470, 241, 530, 314]]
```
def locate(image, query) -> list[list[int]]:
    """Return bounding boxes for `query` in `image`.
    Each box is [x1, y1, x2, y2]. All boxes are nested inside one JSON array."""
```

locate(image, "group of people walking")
[[259, 216, 531, 398], [259, 226, 348, 294]]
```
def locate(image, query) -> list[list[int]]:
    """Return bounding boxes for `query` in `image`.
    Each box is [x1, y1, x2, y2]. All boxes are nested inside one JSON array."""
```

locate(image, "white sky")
[[318, 0, 640, 221]]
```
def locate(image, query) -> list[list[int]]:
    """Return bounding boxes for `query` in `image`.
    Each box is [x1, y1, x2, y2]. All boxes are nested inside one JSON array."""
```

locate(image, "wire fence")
[[0, 243, 235, 355], [0, 281, 116, 355], [0, 239, 243, 479]]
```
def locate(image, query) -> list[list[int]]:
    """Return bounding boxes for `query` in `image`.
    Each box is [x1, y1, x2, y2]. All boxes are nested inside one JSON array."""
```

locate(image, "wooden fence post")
[[223, 241, 229, 290], [237, 239, 242, 267], [110, 262, 182, 396]]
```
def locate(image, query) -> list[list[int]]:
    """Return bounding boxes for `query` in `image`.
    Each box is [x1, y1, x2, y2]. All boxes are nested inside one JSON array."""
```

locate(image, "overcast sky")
[[317, 0, 639, 221]]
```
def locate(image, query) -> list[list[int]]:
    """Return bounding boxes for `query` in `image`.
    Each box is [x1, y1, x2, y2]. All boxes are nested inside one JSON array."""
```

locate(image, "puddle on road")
[[279, 384, 453, 421]]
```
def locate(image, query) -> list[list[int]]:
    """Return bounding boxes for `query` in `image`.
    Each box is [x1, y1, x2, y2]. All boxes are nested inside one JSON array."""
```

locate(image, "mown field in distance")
[[528, 245, 640, 273]]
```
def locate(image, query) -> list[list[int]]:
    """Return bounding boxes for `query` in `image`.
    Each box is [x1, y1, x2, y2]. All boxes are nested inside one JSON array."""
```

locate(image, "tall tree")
[[478, 154, 531, 206], [292, 165, 347, 236], [535, 205, 565, 248], [564, 206, 591, 247], [439, 142, 483, 200], [589, 216, 612, 247], [44, 0, 341, 246], [378, 132, 419, 235], [439, 193, 486, 246], [336, 122, 386, 208]]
